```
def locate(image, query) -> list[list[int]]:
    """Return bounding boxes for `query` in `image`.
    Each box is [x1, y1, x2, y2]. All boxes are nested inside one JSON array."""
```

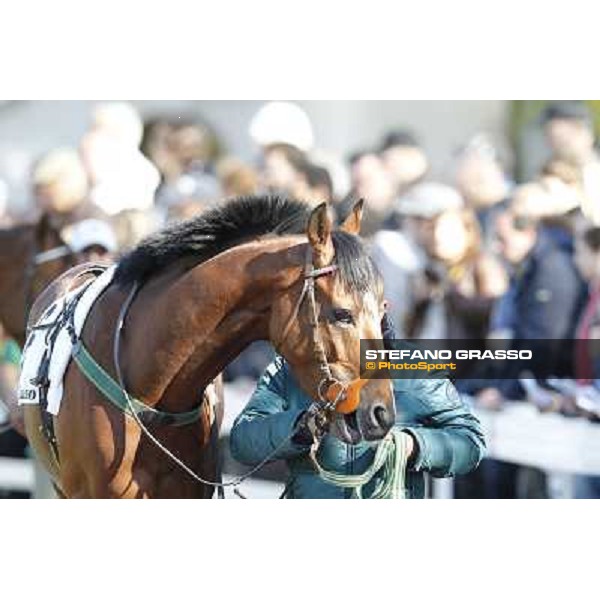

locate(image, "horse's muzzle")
[[360, 401, 395, 441]]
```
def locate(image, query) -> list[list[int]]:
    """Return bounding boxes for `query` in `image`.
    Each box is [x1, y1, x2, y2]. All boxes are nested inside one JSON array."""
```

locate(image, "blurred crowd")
[[2, 100, 600, 498]]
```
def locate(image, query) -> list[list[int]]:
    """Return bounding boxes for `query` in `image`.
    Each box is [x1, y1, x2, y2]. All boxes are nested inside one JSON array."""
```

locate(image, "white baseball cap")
[[66, 219, 118, 254]]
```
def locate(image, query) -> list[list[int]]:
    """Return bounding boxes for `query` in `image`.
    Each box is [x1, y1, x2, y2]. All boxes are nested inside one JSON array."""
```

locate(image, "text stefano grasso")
[[364, 349, 533, 361]]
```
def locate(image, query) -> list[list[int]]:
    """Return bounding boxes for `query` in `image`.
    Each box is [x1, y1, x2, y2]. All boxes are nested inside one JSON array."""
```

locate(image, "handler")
[[230, 314, 486, 499]]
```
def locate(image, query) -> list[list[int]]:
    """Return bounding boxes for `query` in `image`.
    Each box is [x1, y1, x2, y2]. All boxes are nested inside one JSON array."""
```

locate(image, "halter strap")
[[278, 246, 338, 348], [25, 243, 75, 327], [306, 264, 338, 278], [33, 245, 73, 265]]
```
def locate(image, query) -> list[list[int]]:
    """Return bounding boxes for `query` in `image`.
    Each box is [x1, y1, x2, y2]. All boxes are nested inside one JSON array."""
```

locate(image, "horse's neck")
[[124, 236, 305, 411], [0, 224, 71, 344], [0, 227, 33, 342]]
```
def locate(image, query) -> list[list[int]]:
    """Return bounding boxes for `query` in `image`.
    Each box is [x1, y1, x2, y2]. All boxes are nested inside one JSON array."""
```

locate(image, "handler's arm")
[[396, 377, 486, 477], [229, 356, 310, 466]]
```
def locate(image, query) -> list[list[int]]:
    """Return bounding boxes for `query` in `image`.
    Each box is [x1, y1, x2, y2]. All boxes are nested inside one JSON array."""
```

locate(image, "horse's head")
[[271, 200, 395, 444], [0, 214, 75, 344], [29, 213, 75, 295]]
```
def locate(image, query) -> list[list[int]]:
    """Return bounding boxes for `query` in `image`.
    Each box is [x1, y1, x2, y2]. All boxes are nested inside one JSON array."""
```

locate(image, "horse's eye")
[[332, 308, 354, 325]]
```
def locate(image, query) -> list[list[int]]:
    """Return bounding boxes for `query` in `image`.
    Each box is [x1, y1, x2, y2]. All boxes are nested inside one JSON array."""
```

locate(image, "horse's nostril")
[[372, 404, 391, 430]]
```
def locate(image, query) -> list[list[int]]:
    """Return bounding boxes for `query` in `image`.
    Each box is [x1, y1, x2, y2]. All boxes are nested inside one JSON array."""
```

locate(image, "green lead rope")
[[309, 428, 410, 499]]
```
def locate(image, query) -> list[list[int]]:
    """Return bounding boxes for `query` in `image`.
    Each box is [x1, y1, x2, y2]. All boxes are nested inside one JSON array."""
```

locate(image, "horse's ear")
[[35, 213, 52, 242], [339, 199, 364, 235], [307, 202, 334, 266], [35, 213, 62, 245]]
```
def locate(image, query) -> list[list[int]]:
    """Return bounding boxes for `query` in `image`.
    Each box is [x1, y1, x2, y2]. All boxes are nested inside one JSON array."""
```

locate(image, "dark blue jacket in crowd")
[[510, 227, 583, 340], [459, 227, 586, 398]]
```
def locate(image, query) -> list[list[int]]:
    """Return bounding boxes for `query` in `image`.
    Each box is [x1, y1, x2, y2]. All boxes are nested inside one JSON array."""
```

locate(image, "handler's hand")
[[292, 408, 329, 446]]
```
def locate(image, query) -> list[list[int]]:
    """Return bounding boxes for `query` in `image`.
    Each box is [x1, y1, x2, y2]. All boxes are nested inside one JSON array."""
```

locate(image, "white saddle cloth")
[[18, 266, 116, 416]]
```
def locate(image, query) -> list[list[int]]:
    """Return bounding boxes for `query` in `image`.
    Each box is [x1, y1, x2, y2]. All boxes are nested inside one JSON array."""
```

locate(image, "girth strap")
[[71, 340, 203, 427]]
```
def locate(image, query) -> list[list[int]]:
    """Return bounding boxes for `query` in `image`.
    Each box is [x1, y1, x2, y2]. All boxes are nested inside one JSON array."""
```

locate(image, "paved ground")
[[219, 379, 286, 499]]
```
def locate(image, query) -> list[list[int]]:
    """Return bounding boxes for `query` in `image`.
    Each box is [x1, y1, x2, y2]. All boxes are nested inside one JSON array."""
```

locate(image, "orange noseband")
[[324, 378, 368, 414]]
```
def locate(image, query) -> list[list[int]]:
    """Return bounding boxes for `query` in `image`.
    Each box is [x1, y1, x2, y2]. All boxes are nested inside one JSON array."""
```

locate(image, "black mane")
[[115, 196, 309, 285], [114, 195, 380, 294]]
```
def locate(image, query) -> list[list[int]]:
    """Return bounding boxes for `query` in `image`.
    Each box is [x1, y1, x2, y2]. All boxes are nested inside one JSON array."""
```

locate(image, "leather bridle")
[[277, 246, 368, 415], [24, 242, 73, 325]]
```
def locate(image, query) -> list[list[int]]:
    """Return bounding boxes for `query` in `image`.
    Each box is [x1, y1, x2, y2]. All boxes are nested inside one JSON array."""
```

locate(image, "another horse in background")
[[0, 215, 76, 346]]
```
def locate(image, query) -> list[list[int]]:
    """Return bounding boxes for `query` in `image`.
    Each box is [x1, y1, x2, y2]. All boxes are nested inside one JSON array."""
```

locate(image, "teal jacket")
[[230, 356, 486, 498]]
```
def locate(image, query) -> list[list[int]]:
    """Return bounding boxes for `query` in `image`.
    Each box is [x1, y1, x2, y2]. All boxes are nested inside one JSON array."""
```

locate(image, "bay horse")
[[0, 215, 76, 347], [23, 195, 395, 498]]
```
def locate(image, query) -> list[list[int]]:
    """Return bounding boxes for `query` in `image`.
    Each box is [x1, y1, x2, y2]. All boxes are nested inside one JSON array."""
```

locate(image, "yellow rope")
[[309, 428, 409, 499]]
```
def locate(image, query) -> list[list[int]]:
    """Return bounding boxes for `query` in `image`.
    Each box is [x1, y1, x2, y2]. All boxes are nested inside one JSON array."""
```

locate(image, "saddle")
[[22, 263, 109, 461], [26, 263, 108, 339]]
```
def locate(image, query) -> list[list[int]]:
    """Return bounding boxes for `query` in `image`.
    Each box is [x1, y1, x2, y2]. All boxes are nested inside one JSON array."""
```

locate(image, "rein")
[[107, 245, 346, 498], [24, 242, 74, 323], [111, 280, 332, 498], [81, 244, 388, 498], [33, 246, 72, 266]]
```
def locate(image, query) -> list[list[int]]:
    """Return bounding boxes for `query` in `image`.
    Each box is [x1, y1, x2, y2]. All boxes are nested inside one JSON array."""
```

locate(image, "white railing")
[[2, 396, 600, 498], [0, 457, 34, 492], [476, 401, 600, 476]]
